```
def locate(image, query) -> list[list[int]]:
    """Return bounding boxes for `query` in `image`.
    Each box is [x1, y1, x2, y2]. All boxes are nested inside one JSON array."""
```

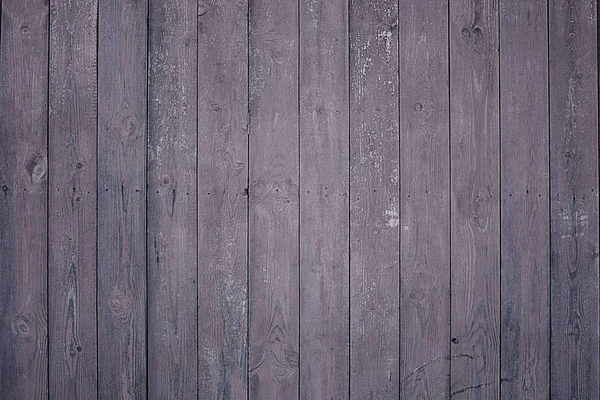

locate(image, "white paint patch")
[[385, 206, 399, 228], [377, 29, 393, 55]]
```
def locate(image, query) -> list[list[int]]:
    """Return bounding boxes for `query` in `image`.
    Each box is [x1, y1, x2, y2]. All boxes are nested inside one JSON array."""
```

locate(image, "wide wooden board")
[[248, 0, 300, 397], [500, 0, 550, 397], [48, 0, 98, 397], [349, 0, 400, 397], [549, 0, 599, 398], [0, 1, 49, 397], [147, 0, 198, 397], [299, 0, 349, 398], [450, 0, 500, 398], [399, 1, 450, 398], [97, 0, 148, 398], [197, 0, 249, 398]]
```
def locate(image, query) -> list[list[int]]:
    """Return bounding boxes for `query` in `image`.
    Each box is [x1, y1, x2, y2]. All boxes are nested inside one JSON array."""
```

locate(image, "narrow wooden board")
[[549, 1, 599, 398], [449, 0, 500, 398], [299, 0, 349, 398], [97, 0, 147, 398], [147, 0, 198, 398], [0, 1, 49, 398], [349, 0, 400, 397], [248, 0, 299, 396], [499, 0, 549, 397], [197, 0, 248, 398], [48, 0, 98, 397], [399, 1, 450, 398]]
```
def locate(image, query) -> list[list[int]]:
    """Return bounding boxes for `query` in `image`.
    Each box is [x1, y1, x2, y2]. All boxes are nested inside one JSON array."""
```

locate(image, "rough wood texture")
[[248, 0, 299, 397], [449, 0, 500, 398], [197, 0, 248, 398], [349, 0, 399, 398], [500, 0, 549, 398], [399, 1, 450, 398], [549, 1, 599, 398], [97, 0, 147, 398], [299, 0, 349, 398], [147, 0, 198, 398], [0, 1, 49, 398], [3, 0, 600, 398], [48, 0, 98, 397]]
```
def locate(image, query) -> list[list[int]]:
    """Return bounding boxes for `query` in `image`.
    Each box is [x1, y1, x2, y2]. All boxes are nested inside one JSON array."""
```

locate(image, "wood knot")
[[250, 179, 299, 212], [11, 315, 34, 341], [109, 290, 132, 323], [25, 153, 47, 185], [413, 102, 423, 111], [409, 289, 425, 301], [2, 184, 8, 193], [471, 212, 484, 228], [451, 337, 459, 345], [233, 160, 244, 170], [120, 111, 140, 143], [160, 176, 173, 187], [461, 28, 471, 37], [198, 3, 208, 16]]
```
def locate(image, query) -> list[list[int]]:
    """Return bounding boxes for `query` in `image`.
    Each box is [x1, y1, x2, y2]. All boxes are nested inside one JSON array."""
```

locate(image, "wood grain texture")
[[147, 0, 198, 398], [248, 0, 299, 397], [197, 0, 248, 398], [499, 0, 549, 398], [449, 0, 500, 398], [399, 1, 450, 398], [299, 0, 349, 398], [349, 0, 399, 398], [97, 0, 147, 398], [0, 0, 49, 398], [549, 0, 599, 398], [48, 0, 98, 397]]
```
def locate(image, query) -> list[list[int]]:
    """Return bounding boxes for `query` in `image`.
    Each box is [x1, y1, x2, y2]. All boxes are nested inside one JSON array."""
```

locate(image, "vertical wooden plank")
[[248, 0, 299, 396], [349, 0, 399, 398], [97, 0, 147, 398], [0, 1, 49, 398], [48, 0, 98, 397], [299, 0, 349, 398], [197, 0, 248, 398], [399, 1, 450, 398], [147, 0, 198, 398], [500, 0, 549, 398], [449, 0, 500, 398], [549, 1, 599, 398]]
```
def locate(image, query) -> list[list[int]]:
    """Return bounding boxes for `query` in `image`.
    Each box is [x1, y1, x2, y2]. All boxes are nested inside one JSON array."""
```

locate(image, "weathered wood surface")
[[299, 0, 349, 398], [349, 0, 399, 398], [147, 0, 198, 398], [0, 0, 599, 398], [247, 0, 300, 397], [500, 0, 550, 398], [97, 0, 147, 398], [399, 1, 450, 398], [197, 0, 248, 398], [0, 0, 49, 398], [48, 0, 98, 397], [549, 0, 599, 398], [450, 0, 500, 398]]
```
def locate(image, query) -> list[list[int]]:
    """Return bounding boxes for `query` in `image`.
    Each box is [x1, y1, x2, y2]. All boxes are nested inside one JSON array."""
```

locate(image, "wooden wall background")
[[0, 0, 598, 399]]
